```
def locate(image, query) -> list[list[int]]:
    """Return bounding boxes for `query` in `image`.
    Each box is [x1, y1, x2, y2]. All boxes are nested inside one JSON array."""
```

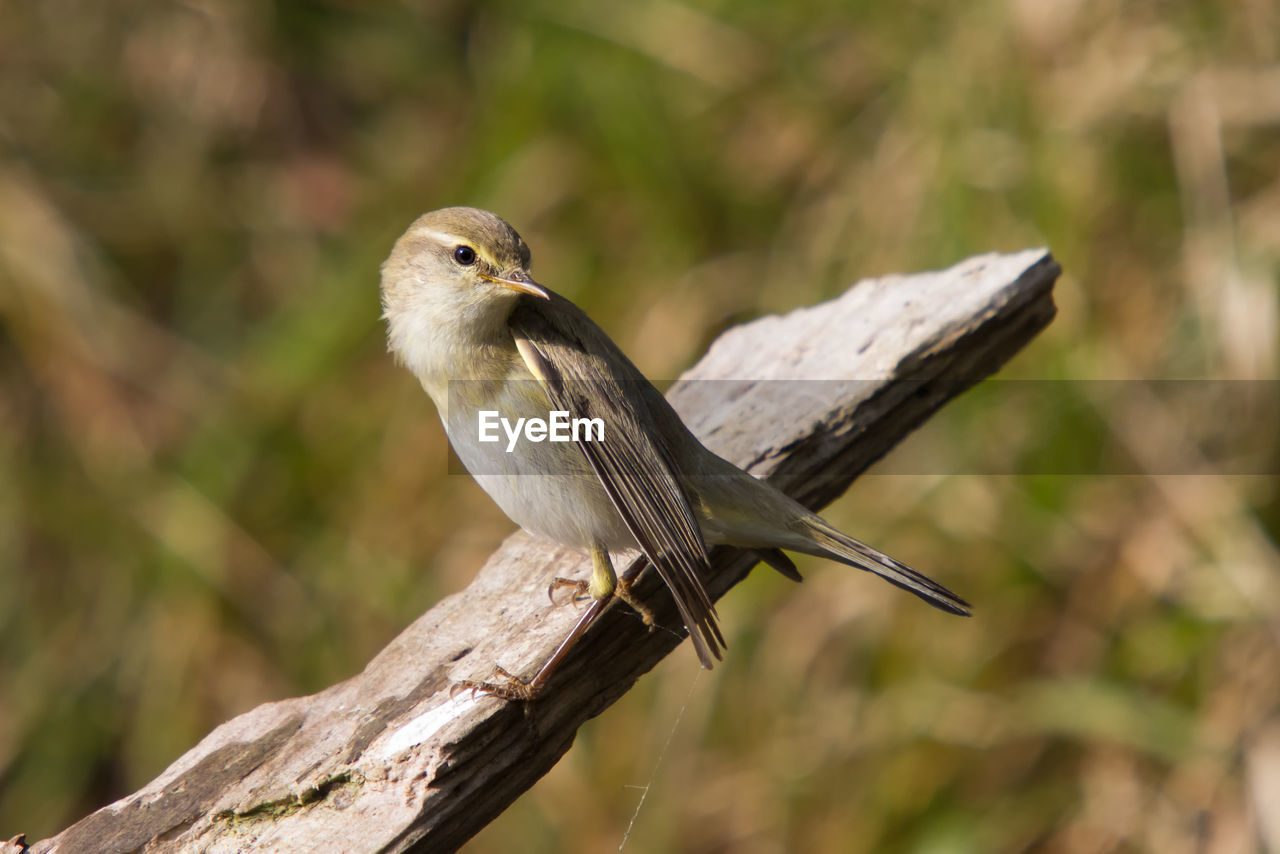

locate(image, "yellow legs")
[[549, 543, 656, 627]]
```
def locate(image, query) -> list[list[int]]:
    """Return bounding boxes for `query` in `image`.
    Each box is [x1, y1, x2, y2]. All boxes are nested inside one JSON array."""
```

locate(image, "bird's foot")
[[451, 665, 539, 702], [545, 576, 655, 629], [547, 576, 591, 606], [612, 576, 657, 629]]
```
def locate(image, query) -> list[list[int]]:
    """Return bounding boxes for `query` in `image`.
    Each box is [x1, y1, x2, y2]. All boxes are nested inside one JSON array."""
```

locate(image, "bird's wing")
[[509, 293, 724, 667]]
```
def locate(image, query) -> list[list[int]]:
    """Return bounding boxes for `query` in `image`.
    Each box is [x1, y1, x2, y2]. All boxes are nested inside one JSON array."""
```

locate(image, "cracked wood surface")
[[27, 249, 1059, 854]]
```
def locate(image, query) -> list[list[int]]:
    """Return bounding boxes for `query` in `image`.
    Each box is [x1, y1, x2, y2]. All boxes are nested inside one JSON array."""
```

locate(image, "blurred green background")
[[2, 0, 1279, 851]]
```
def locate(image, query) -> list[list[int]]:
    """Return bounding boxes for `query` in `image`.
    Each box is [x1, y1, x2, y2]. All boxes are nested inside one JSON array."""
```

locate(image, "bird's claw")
[[613, 576, 657, 629], [451, 665, 538, 702], [545, 576, 656, 629], [547, 577, 590, 605]]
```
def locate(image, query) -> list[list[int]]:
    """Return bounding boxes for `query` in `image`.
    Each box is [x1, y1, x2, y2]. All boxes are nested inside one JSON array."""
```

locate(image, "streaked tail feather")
[[800, 517, 972, 616]]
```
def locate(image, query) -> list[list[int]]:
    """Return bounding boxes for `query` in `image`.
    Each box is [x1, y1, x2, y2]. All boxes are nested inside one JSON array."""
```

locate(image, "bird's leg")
[[453, 597, 610, 702], [604, 565, 657, 630], [457, 549, 656, 703], [549, 543, 655, 627]]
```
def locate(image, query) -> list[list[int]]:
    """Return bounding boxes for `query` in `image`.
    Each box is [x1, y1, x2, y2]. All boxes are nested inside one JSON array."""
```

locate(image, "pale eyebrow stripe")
[[414, 228, 466, 245]]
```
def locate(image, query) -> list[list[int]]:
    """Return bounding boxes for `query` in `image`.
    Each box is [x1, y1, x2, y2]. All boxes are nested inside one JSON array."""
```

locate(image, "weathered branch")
[[27, 250, 1059, 854]]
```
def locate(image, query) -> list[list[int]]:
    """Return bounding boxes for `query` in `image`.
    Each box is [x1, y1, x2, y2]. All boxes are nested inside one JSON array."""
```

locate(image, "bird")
[[380, 206, 969, 694]]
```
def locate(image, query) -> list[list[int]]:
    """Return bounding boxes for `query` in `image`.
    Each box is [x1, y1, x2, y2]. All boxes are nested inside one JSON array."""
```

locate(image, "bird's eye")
[[453, 245, 477, 266]]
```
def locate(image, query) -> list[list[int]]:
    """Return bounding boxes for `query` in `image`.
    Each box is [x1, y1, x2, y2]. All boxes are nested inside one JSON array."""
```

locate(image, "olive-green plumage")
[[381, 206, 969, 668]]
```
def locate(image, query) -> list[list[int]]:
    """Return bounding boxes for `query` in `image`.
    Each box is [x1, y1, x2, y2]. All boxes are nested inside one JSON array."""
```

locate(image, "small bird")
[[381, 207, 969, 688]]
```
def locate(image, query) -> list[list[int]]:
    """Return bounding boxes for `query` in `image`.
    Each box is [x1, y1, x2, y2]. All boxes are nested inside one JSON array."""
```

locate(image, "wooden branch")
[[27, 250, 1059, 854]]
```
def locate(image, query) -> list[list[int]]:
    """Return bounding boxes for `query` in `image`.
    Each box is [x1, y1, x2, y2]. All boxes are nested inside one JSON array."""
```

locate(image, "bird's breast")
[[442, 376, 636, 551]]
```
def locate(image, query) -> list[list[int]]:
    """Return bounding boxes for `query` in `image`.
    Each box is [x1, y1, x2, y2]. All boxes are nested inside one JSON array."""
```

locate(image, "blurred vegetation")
[[2, 0, 1279, 851]]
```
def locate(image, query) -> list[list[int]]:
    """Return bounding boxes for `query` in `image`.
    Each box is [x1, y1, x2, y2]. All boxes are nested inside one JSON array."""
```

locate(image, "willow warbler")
[[381, 207, 969, 676]]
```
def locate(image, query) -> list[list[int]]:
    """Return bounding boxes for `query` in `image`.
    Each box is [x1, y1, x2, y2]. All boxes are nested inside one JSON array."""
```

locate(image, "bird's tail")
[[796, 515, 972, 616]]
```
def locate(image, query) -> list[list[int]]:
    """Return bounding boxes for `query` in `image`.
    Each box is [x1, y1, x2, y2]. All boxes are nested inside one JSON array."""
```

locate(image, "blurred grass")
[[1, 0, 1279, 851]]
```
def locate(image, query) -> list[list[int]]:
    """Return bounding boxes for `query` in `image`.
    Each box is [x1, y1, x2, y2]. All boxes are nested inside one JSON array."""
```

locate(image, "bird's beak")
[[481, 270, 550, 300]]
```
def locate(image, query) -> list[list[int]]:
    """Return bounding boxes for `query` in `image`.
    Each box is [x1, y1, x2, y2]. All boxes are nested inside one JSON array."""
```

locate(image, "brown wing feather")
[[509, 294, 724, 667]]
